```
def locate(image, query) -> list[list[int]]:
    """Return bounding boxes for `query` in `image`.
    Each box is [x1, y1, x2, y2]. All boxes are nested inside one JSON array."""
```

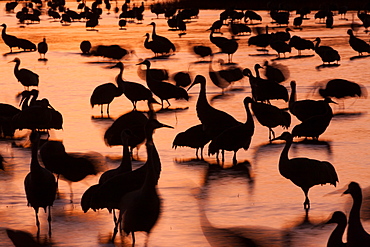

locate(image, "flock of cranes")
[[1, 1, 370, 246]]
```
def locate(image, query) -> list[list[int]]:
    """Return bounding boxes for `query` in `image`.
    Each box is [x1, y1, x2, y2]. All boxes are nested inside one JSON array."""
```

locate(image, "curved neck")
[[314, 39, 320, 49], [279, 137, 293, 177], [197, 81, 210, 110], [349, 191, 362, 225], [119, 137, 132, 173], [245, 101, 254, 131], [30, 134, 41, 173], [13, 61, 20, 73], [327, 222, 346, 247], [151, 24, 157, 37], [254, 66, 260, 78]]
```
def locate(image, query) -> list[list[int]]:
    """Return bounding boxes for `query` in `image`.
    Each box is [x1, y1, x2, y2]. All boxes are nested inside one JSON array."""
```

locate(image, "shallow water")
[[0, 2, 370, 246]]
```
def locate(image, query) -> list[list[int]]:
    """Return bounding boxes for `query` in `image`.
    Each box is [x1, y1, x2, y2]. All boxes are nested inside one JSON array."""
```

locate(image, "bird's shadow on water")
[[289, 54, 315, 59], [192, 60, 212, 64], [271, 56, 294, 61], [291, 138, 332, 156], [252, 141, 284, 165], [3, 228, 53, 247], [155, 106, 189, 114], [97, 231, 130, 246], [248, 52, 276, 57], [315, 64, 340, 70], [349, 55, 370, 60], [209, 93, 234, 103], [2, 51, 32, 57]]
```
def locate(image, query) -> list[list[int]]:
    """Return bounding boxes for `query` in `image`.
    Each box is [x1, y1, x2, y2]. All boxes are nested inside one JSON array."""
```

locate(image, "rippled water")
[[0, 2, 370, 246]]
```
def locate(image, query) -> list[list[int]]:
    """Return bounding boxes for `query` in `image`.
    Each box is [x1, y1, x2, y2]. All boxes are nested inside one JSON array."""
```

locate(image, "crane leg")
[[111, 210, 122, 242], [303, 189, 310, 210], [35, 211, 40, 237], [195, 148, 199, 160], [221, 150, 225, 167], [100, 105, 104, 118], [48, 206, 52, 237], [200, 147, 204, 160], [107, 104, 110, 118], [131, 232, 136, 247], [232, 151, 237, 165], [69, 183, 73, 203]]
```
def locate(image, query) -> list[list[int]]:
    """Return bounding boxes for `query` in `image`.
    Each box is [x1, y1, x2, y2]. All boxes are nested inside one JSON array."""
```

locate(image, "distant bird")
[[1, 23, 19, 53], [289, 80, 336, 122], [37, 37, 48, 60], [347, 29, 370, 56], [137, 59, 189, 109], [193, 45, 213, 61], [187, 75, 241, 139], [318, 79, 366, 104], [17, 38, 37, 51], [0, 103, 20, 138], [208, 57, 232, 93], [90, 68, 124, 118], [111, 62, 153, 110], [99, 130, 132, 184], [172, 124, 211, 160], [208, 96, 254, 165], [119, 19, 127, 30], [250, 98, 290, 141], [137, 59, 169, 81], [92, 45, 130, 60], [208, 19, 223, 33], [343, 182, 370, 247], [172, 71, 192, 88], [24, 131, 57, 237], [80, 40, 91, 54], [289, 35, 314, 56], [86, 13, 99, 30], [293, 14, 304, 29], [326, 12, 334, 28], [271, 27, 292, 42], [10, 57, 39, 90], [244, 10, 262, 24], [149, 22, 176, 54], [314, 37, 340, 64], [209, 29, 238, 63], [325, 211, 347, 247], [272, 132, 338, 209], [60, 13, 72, 25]]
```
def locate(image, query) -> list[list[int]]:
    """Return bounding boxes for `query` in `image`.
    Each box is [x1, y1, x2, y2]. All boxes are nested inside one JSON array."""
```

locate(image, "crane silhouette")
[[325, 211, 347, 247], [347, 29, 370, 56], [113, 118, 167, 244], [313, 37, 340, 65], [37, 37, 48, 60], [172, 124, 211, 160], [209, 28, 238, 63], [187, 75, 241, 139], [149, 22, 176, 55], [208, 96, 254, 166], [272, 132, 338, 209], [24, 131, 57, 237], [111, 62, 153, 110], [10, 57, 39, 90], [137, 59, 189, 109], [343, 182, 370, 247], [1, 23, 19, 53], [288, 35, 314, 56]]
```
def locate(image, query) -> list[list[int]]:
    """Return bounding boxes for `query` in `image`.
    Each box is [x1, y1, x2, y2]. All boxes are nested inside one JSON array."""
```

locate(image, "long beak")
[[160, 123, 174, 129]]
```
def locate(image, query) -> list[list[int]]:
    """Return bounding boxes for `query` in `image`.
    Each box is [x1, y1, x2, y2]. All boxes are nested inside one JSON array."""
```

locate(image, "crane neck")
[[327, 221, 346, 247], [278, 136, 293, 177], [254, 65, 261, 79], [196, 81, 210, 111], [151, 23, 157, 38], [119, 136, 132, 173], [30, 133, 42, 173], [348, 190, 363, 225], [13, 60, 20, 73], [244, 101, 254, 132], [288, 82, 297, 111]]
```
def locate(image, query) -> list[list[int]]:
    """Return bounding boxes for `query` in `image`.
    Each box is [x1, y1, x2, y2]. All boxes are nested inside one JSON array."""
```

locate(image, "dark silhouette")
[[249, 98, 290, 141], [248, 26, 272, 52], [111, 62, 153, 110], [208, 97, 254, 165], [217, 59, 244, 85], [24, 131, 57, 237], [347, 29, 370, 56], [209, 29, 238, 63], [37, 37, 48, 60], [137, 59, 189, 109], [208, 56, 232, 93], [104, 110, 148, 156], [173, 71, 192, 88], [270, 39, 291, 58], [90, 66, 124, 118], [114, 119, 168, 244], [325, 211, 347, 247], [314, 37, 340, 65], [173, 124, 211, 160], [99, 129, 132, 184], [343, 182, 370, 247], [187, 75, 241, 139], [244, 10, 262, 24], [10, 57, 39, 90], [243, 64, 289, 103], [289, 35, 314, 56], [193, 45, 213, 61], [1, 23, 19, 53], [80, 40, 92, 54], [0, 103, 21, 138], [149, 22, 176, 55], [263, 60, 289, 83], [137, 59, 169, 81], [289, 80, 336, 122], [39, 140, 104, 203], [6, 228, 47, 247], [272, 132, 338, 209]]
